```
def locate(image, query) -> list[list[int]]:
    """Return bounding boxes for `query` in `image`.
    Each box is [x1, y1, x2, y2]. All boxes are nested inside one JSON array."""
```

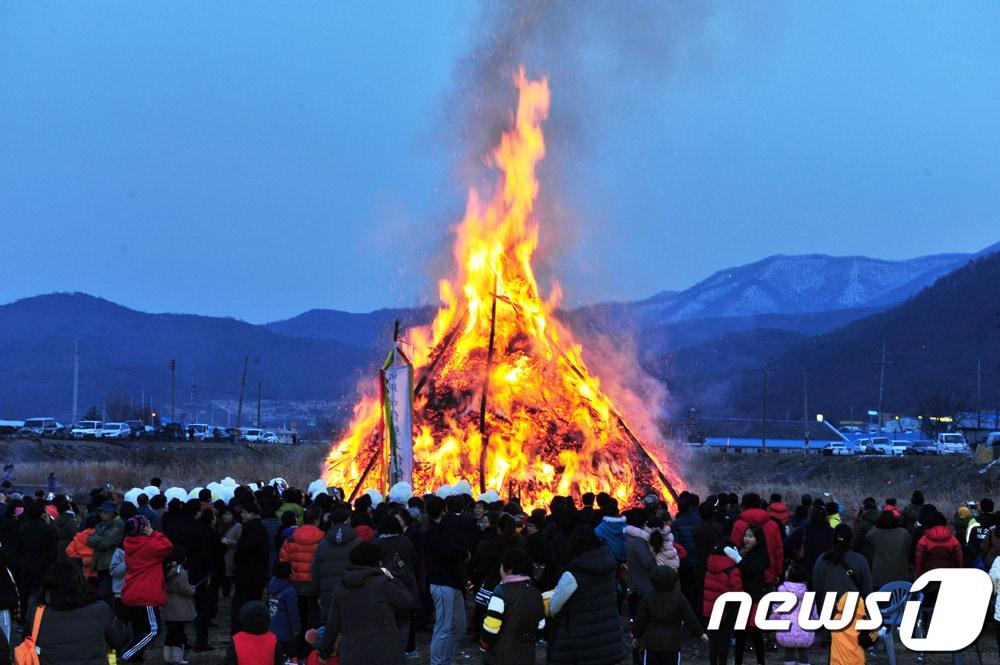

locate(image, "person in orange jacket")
[[65, 527, 98, 580]]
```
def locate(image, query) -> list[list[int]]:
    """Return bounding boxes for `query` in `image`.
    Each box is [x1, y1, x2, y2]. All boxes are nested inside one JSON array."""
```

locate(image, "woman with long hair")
[[724, 525, 769, 665], [27, 560, 131, 665]]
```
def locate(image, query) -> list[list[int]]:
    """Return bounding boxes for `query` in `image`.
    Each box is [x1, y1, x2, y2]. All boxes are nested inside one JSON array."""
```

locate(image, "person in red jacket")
[[703, 542, 743, 665], [224, 601, 282, 665], [766, 493, 791, 529], [730, 493, 784, 584], [121, 515, 174, 662], [914, 510, 963, 576], [278, 508, 325, 658]]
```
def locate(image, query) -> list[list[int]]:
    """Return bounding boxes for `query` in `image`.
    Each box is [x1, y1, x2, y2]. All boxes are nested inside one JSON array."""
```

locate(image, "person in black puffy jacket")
[[28, 560, 131, 665], [634, 566, 707, 665]]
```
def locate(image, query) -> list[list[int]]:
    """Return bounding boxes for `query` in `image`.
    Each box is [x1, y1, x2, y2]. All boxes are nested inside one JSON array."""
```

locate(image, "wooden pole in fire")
[[478, 271, 500, 494]]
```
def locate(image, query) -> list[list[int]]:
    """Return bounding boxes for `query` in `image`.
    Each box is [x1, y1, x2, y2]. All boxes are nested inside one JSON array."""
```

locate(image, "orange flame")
[[325, 68, 683, 509]]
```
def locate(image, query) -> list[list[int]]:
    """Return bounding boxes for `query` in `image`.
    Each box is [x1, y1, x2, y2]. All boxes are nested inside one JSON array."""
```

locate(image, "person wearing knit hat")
[[121, 512, 173, 662]]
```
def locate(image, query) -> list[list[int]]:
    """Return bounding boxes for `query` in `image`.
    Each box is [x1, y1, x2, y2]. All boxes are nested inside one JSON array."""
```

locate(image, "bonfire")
[[325, 69, 683, 509]]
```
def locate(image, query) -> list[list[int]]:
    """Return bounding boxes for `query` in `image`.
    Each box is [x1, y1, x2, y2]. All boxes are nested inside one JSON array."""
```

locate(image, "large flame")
[[325, 69, 683, 509]]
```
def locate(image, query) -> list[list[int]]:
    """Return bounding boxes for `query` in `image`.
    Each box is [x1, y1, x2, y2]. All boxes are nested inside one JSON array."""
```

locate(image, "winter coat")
[[812, 551, 873, 601], [633, 566, 703, 652], [109, 548, 126, 595], [86, 518, 124, 572], [770, 581, 817, 648], [54, 512, 78, 560], [853, 509, 880, 554], [267, 577, 300, 642], [830, 593, 866, 665], [278, 524, 324, 596], [66, 528, 97, 579], [866, 526, 911, 588], [122, 531, 173, 607], [671, 510, 701, 567], [730, 508, 784, 583], [377, 533, 420, 610], [29, 600, 132, 665], [276, 502, 304, 525], [424, 516, 470, 590], [221, 521, 242, 577], [737, 546, 770, 603], [19, 517, 58, 578], [235, 517, 271, 593], [702, 551, 742, 617], [915, 525, 963, 576], [480, 578, 544, 665], [593, 516, 627, 561], [312, 522, 360, 612], [318, 565, 414, 665], [624, 527, 657, 599], [785, 523, 834, 573], [692, 521, 724, 574], [767, 502, 791, 527], [547, 545, 626, 665], [0, 562, 18, 612], [162, 513, 213, 584], [164, 564, 196, 622]]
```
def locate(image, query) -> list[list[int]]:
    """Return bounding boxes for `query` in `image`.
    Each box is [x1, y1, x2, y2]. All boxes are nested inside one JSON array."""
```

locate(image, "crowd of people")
[[0, 476, 996, 665]]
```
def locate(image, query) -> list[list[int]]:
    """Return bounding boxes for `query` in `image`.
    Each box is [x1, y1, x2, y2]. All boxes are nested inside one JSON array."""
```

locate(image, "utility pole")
[[873, 340, 893, 433], [803, 370, 810, 448], [71, 340, 80, 425], [746, 364, 776, 452], [256, 381, 262, 428], [968, 359, 992, 436], [235, 356, 248, 431], [169, 359, 177, 422]]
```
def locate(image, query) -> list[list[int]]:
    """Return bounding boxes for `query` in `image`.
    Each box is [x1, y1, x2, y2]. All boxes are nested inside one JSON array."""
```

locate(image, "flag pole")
[[478, 270, 499, 494]]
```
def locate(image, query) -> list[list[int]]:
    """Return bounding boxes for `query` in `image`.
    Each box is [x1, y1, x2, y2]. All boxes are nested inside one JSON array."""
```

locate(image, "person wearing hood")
[[279, 507, 324, 658], [547, 524, 626, 665], [633, 565, 706, 665], [222, 601, 282, 665], [316, 541, 414, 665], [914, 510, 963, 577], [120, 515, 174, 662], [267, 562, 299, 660], [593, 499, 627, 561], [163, 546, 196, 665], [232, 501, 271, 635], [312, 506, 360, 626], [865, 511, 911, 588], [767, 493, 791, 531], [770, 563, 817, 665], [729, 493, 784, 584]]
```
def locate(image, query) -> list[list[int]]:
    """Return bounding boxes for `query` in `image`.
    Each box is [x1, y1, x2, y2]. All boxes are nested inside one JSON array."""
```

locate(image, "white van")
[[21, 418, 61, 437], [937, 432, 969, 454], [241, 428, 264, 442]]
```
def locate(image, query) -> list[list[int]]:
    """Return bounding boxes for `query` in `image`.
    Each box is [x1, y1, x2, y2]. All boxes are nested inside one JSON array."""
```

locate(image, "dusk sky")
[[2, 3, 999, 323]]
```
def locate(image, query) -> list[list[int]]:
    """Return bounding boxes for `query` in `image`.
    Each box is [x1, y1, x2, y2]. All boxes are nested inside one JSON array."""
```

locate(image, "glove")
[[723, 546, 742, 563]]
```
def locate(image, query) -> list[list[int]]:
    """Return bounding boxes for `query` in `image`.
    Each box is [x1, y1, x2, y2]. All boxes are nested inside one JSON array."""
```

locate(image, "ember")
[[325, 68, 684, 509]]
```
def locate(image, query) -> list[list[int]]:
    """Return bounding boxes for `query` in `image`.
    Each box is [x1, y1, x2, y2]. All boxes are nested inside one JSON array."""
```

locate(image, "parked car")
[[868, 437, 896, 455], [821, 442, 855, 456], [20, 418, 64, 438], [905, 440, 938, 455], [937, 432, 970, 455], [241, 428, 264, 442], [71, 421, 103, 440], [156, 422, 185, 441], [100, 422, 132, 439], [189, 423, 212, 441], [123, 420, 145, 439], [261, 431, 279, 444]]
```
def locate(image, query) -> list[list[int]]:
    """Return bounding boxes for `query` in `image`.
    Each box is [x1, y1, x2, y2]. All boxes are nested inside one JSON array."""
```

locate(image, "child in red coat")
[[120, 515, 174, 662], [703, 542, 743, 665]]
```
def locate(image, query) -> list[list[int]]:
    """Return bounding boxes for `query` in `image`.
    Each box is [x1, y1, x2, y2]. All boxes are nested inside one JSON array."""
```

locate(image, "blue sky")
[[2, 3, 998, 322]]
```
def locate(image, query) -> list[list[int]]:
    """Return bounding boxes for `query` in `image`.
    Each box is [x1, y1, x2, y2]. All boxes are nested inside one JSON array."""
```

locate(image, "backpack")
[[14, 606, 44, 665]]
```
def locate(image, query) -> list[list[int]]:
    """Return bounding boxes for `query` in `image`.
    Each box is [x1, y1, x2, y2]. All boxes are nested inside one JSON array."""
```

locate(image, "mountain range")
[[1, 242, 997, 426]]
